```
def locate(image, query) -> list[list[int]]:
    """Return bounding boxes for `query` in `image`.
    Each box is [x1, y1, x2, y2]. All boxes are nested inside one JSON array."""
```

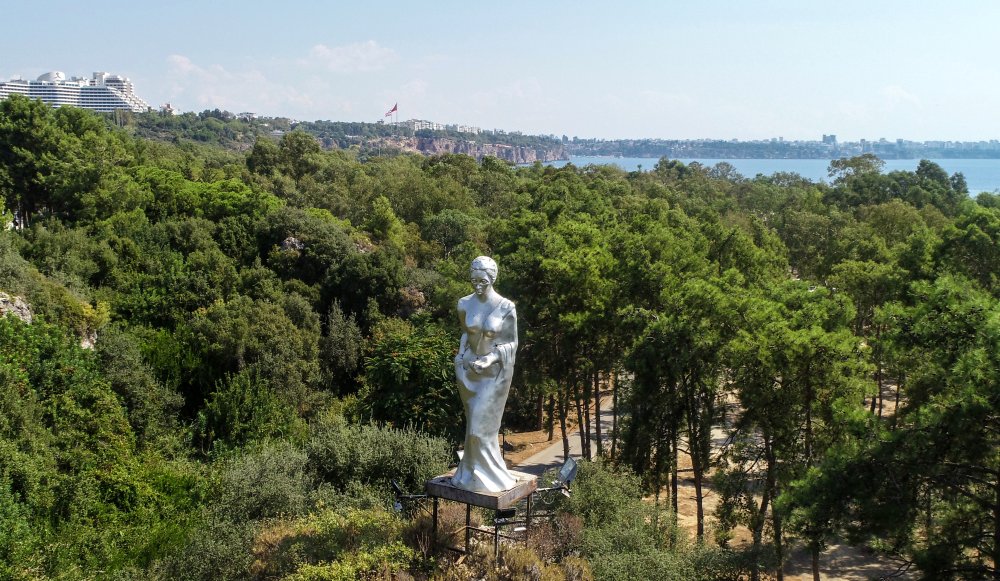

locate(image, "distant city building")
[[0, 71, 150, 112], [446, 123, 481, 134], [403, 119, 446, 132], [822, 134, 837, 145]]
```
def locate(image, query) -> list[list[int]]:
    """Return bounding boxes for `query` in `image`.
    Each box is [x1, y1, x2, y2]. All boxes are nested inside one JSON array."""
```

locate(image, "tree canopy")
[[1, 99, 999, 579]]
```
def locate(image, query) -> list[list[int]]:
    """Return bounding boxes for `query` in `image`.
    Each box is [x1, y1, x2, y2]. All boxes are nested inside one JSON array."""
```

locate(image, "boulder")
[[0, 292, 32, 324], [281, 236, 305, 251]]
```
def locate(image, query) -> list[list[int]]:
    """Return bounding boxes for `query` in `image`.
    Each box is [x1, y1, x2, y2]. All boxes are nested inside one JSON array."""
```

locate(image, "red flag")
[[384, 103, 397, 117]]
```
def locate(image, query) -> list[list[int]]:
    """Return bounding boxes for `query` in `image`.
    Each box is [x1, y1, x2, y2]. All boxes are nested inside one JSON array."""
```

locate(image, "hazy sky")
[[4, 1, 997, 141]]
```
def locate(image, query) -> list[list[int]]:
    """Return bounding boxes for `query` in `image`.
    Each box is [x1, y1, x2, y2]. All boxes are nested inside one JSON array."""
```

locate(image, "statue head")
[[470, 256, 498, 285]]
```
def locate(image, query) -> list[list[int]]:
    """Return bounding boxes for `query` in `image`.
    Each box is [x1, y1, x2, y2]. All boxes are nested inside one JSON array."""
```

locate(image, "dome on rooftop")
[[37, 71, 66, 82]]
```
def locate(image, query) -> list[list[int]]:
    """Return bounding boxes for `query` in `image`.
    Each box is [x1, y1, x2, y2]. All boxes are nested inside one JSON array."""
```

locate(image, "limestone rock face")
[[80, 329, 98, 350], [413, 137, 567, 164], [0, 291, 97, 349], [0, 292, 32, 324], [281, 236, 305, 251]]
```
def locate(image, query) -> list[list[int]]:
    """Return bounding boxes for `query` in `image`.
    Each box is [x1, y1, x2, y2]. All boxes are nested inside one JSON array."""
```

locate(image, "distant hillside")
[[124, 110, 566, 163], [567, 136, 1000, 159]]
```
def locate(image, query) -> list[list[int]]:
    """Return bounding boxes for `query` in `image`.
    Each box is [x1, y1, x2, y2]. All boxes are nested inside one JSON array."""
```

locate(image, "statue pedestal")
[[425, 469, 537, 510], [425, 470, 538, 555]]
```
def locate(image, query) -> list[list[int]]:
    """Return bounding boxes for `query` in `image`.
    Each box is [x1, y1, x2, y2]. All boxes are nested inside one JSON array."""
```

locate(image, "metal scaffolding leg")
[[525, 493, 533, 546], [465, 504, 472, 554], [432, 497, 439, 551]]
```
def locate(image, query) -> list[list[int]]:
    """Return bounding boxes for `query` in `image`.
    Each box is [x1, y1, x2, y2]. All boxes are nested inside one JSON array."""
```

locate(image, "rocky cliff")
[[414, 137, 566, 164]]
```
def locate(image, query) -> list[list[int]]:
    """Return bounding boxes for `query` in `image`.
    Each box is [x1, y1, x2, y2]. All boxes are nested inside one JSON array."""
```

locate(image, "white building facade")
[[0, 71, 150, 112]]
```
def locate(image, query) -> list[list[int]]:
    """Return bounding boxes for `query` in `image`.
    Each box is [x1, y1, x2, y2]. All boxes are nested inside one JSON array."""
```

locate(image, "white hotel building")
[[0, 71, 150, 113]]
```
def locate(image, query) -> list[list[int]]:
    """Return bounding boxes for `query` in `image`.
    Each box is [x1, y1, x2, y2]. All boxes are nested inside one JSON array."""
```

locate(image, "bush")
[[528, 513, 584, 561], [195, 366, 307, 452], [306, 414, 450, 494], [284, 542, 415, 581], [553, 460, 740, 581], [592, 550, 695, 581], [212, 441, 312, 523], [251, 507, 413, 580], [96, 325, 183, 449], [432, 543, 592, 581], [358, 316, 463, 442], [159, 516, 256, 581], [0, 479, 43, 580]]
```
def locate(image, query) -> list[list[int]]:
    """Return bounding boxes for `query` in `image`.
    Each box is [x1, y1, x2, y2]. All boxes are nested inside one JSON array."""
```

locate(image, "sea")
[[552, 156, 1000, 195]]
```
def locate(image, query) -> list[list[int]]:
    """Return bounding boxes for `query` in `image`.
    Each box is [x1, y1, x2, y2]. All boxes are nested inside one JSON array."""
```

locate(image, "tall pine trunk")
[[582, 374, 593, 460], [611, 370, 619, 457], [774, 504, 785, 581], [594, 370, 604, 457], [811, 543, 820, 581], [546, 395, 555, 441], [684, 376, 713, 540], [558, 389, 570, 460], [670, 420, 679, 518], [572, 378, 588, 460], [752, 435, 776, 581]]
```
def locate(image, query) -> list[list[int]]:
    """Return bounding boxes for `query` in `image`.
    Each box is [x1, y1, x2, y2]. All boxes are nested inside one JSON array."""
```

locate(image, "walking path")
[[509, 393, 915, 580], [514, 396, 615, 477]]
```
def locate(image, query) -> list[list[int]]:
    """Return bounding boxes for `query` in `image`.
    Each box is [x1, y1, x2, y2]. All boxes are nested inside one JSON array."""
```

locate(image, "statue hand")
[[472, 352, 498, 372]]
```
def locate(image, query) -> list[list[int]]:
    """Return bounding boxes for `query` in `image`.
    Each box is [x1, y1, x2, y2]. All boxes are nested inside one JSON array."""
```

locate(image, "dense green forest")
[[2, 93, 1000, 579]]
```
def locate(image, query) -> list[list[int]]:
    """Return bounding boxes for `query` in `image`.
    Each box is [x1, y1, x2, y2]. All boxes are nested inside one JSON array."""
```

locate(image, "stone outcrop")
[[80, 329, 97, 350], [281, 236, 305, 251], [0, 291, 32, 324], [0, 291, 97, 349]]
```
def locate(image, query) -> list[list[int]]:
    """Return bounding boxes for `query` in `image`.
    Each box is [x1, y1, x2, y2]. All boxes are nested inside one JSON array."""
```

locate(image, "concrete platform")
[[425, 470, 537, 510]]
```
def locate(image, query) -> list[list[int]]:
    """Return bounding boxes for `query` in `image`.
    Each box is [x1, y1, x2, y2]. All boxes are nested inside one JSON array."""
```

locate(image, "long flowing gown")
[[451, 294, 518, 492]]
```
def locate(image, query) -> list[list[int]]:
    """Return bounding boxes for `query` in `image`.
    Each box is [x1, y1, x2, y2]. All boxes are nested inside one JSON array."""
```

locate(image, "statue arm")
[[456, 333, 470, 366], [491, 306, 518, 365], [455, 300, 470, 366]]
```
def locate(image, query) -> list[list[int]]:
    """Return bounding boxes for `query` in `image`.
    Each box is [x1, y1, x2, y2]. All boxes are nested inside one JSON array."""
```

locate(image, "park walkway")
[[514, 395, 615, 477]]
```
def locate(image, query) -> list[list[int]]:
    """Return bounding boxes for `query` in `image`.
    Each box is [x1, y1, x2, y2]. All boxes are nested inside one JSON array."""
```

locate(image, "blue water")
[[556, 156, 1000, 194]]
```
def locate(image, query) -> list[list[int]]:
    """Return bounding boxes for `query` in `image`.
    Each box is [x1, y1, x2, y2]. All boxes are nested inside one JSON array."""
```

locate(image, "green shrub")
[[359, 316, 463, 442], [310, 507, 404, 552], [212, 441, 312, 523], [592, 550, 695, 581], [195, 367, 306, 452], [159, 516, 256, 581], [554, 461, 740, 581], [0, 478, 43, 580], [285, 542, 415, 581], [251, 507, 412, 580], [306, 414, 450, 494], [96, 325, 183, 450], [432, 543, 592, 581]]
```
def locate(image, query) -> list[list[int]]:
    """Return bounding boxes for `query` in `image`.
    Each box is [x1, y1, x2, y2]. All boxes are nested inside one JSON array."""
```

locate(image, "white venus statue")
[[451, 256, 518, 493]]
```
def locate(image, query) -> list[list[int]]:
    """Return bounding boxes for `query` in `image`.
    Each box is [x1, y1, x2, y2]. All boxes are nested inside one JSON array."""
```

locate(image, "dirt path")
[[506, 384, 916, 580], [504, 394, 615, 475]]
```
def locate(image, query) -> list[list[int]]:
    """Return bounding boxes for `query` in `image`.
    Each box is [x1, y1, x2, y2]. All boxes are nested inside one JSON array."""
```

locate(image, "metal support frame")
[[465, 504, 472, 554], [421, 460, 577, 558], [428, 496, 535, 557]]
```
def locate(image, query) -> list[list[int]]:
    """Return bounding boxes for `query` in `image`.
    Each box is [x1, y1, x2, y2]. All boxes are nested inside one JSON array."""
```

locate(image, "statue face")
[[470, 270, 492, 296]]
